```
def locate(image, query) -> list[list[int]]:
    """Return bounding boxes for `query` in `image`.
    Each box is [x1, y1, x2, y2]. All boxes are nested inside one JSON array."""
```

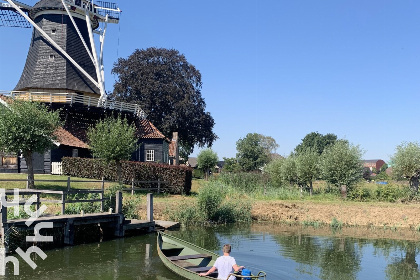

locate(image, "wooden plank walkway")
[[0, 192, 157, 253]]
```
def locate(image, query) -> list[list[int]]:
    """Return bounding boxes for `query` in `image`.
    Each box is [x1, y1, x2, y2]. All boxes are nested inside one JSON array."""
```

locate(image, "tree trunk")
[[205, 168, 209, 181], [24, 151, 34, 189], [309, 181, 313, 196], [340, 185, 347, 198], [409, 175, 419, 193]]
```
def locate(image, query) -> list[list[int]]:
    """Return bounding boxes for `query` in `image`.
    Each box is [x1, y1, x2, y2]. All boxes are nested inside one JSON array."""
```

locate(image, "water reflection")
[[1, 223, 419, 279]]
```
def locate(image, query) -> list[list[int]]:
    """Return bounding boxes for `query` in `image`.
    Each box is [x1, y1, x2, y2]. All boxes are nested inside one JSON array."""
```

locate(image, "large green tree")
[[391, 142, 420, 192], [197, 149, 218, 180], [222, 157, 241, 173], [295, 132, 337, 155], [111, 47, 217, 156], [296, 148, 320, 195], [320, 140, 364, 196], [87, 116, 137, 183], [0, 100, 61, 188], [236, 133, 278, 171]]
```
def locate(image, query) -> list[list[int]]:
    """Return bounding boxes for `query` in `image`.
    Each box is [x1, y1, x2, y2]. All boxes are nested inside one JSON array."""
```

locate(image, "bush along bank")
[[62, 157, 192, 194], [166, 181, 252, 225]]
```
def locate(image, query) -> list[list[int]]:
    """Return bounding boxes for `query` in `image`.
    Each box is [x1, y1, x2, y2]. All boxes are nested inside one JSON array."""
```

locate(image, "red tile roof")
[[54, 118, 167, 149], [54, 127, 89, 149], [136, 119, 167, 139]]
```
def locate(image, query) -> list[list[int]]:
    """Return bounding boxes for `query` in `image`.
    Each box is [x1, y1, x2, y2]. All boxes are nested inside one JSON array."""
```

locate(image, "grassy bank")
[[2, 172, 420, 232], [0, 173, 117, 190], [151, 174, 420, 231]]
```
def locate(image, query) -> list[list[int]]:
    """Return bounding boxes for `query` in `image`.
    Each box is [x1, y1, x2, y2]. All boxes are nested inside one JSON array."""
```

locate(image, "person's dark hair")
[[223, 244, 232, 253]]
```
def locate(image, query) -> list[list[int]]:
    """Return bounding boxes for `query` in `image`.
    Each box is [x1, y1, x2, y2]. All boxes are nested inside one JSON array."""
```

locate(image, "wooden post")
[[67, 176, 71, 192], [115, 191, 122, 214], [36, 193, 40, 211], [100, 177, 105, 212], [1, 196, 8, 253], [147, 193, 153, 222], [131, 178, 134, 195], [157, 179, 160, 194], [61, 192, 66, 215], [64, 218, 75, 245]]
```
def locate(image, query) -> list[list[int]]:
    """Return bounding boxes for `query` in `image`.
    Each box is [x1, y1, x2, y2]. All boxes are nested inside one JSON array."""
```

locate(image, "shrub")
[[348, 187, 372, 201], [122, 195, 142, 219], [211, 199, 252, 223], [198, 183, 224, 221], [64, 193, 101, 215], [330, 217, 343, 229], [62, 157, 192, 194], [165, 181, 252, 224], [375, 184, 408, 202], [192, 169, 205, 179], [167, 202, 203, 225]]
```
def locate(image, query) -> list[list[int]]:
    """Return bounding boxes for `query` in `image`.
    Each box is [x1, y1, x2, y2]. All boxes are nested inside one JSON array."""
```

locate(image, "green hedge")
[[62, 157, 192, 194]]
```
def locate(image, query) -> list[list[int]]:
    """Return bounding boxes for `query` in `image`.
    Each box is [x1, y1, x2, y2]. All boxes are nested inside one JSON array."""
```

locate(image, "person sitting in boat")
[[199, 244, 244, 279]]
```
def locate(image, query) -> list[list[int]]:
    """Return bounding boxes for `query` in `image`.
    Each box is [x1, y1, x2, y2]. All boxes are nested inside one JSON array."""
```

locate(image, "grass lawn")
[[0, 173, 117, 190]]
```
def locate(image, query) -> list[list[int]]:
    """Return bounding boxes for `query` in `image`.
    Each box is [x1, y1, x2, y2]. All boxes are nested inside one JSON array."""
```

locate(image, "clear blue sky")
[[1, 0, 420, 162]]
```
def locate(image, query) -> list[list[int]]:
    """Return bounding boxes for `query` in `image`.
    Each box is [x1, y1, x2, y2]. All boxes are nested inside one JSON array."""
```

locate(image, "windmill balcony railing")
[[0, 90, 147, 119]]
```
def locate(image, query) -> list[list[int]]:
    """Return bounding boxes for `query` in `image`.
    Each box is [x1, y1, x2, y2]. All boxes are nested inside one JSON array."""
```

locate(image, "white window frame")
[[146, 150, 155, 162]]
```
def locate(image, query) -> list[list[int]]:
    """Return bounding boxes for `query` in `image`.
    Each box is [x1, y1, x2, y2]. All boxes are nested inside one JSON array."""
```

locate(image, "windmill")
[[0, 0, 121, 105]]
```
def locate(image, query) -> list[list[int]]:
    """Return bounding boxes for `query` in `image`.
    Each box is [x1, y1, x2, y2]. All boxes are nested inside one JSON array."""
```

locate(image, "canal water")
[[2, 223, 420, 279]]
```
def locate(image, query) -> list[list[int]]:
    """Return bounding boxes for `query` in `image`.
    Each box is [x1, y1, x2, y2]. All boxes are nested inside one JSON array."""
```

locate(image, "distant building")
[[363, 159, 386, 172], [187, 157, 198, 169]]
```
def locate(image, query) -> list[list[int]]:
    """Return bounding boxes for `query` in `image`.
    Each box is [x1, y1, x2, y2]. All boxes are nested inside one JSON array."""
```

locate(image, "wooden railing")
[[0, 90, 147, 119], [0, 177, 106, 215], [124, 178, 167, 195], [2, 188, 104, 215]]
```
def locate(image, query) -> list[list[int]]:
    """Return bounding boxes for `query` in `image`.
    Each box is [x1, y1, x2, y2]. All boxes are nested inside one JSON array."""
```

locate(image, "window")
[[146, 150, 154, 162], [72, 149, 78, 158], [49, 54, 55, 61], [51, 28, 56, 34]]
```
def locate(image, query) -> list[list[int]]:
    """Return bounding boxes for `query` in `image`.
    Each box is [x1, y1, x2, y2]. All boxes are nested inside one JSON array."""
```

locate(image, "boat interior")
[[161, 239, 218, 278]]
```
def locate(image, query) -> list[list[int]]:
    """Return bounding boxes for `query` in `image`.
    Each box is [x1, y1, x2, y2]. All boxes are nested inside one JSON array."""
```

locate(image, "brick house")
[[363, 159, 386, 172]]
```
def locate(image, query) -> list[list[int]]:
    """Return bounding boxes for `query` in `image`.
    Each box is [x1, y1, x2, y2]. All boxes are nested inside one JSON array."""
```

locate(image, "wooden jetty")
[[0, 191, 174, 253]]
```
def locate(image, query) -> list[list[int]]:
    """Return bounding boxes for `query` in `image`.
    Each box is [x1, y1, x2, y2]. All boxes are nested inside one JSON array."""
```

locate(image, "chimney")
[[172, 132, 179, 165]]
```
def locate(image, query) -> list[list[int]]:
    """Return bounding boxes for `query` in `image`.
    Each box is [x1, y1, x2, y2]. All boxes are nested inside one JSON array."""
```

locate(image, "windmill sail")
[[0, 0, 31, 28]]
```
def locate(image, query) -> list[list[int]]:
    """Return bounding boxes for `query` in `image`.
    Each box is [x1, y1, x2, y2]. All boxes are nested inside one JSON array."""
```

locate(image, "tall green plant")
[[391, 142, 420, 192], [197, 148, 218, 180], [198, 183, 224, 221], [296, 148, 320, 195], [264, 158, 284, 188], [87, 116, 137, 184], [236, 133, 278, 171], [0, 100, 61, 188], [320, 140, 364, 196]]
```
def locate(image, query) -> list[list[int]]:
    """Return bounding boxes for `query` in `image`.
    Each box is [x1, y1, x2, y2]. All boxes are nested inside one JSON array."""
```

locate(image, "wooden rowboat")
[[157, 231, 267, 280]]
